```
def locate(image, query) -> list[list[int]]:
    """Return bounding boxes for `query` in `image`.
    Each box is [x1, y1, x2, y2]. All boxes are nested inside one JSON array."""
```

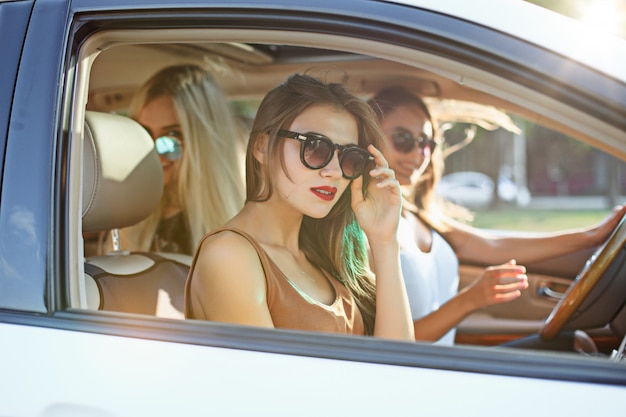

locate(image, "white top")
[[398, 215, 459, 345]]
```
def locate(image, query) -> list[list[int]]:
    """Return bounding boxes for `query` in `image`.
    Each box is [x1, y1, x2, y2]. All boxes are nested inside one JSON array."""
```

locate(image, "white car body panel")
[[2, 322, 624, 416]]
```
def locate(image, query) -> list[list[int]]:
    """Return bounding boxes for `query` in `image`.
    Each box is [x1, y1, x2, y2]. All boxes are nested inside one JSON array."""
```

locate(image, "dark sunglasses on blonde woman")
[[391, 131, 436, 154], [278, 130, 374, 180]]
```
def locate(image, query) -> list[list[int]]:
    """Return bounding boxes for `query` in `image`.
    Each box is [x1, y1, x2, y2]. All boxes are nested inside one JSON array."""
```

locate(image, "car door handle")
[[537, 284, 565, 300]]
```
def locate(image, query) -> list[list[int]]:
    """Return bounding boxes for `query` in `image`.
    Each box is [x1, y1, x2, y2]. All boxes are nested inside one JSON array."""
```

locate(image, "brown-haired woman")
[[185, 74, 414, 341]]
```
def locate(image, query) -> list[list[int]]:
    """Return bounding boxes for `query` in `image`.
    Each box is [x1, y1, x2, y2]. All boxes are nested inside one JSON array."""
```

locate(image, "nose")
[[320, 150, 343, 179], [409, 143, 428, 162]]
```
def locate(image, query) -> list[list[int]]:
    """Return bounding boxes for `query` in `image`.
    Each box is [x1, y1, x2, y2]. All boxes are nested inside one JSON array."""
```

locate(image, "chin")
[[397, 175, 412, 186], [305, 207, 334, 219]]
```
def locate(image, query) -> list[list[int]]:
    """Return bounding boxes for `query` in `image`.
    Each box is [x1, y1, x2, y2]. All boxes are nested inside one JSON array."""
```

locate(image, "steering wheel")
[[540, 212, 626, 340]]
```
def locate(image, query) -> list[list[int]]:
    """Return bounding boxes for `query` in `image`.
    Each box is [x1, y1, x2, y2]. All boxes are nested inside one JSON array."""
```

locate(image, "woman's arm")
[[187, 231, 274, 327], [441, 205, 626, 265], [412, 260, 527, 342], [352, 145, 414, 341], [368, 239, 414, 341]]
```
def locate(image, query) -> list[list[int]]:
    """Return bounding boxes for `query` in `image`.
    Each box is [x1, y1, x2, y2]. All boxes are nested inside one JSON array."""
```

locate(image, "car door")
[[0, 0, 32, 202], [1, 1, 625, 416]]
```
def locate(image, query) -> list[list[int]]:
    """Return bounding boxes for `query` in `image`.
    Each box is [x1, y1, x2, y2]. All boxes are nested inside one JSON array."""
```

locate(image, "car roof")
[[390, 0, 626, 82], [83, 0, 625, 159]]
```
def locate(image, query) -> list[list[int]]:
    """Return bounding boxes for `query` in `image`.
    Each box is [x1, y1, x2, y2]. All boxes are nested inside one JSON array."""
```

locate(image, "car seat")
[[81, 110, 191, 319]]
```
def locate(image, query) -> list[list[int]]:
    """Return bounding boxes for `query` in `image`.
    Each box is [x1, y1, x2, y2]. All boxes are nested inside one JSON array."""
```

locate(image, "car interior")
[[81, 110, 189, 318], [69, 27, 626, 356]]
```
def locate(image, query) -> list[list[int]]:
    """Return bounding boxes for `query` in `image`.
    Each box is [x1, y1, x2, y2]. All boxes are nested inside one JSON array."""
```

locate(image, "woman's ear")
[[252, 133, 269, 165]]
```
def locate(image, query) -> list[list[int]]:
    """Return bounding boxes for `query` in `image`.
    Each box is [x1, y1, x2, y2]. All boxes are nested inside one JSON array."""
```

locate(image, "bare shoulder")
[[190, 229, 271, 325], [197, 229, 258, 259], [192, 229, 265, 287]]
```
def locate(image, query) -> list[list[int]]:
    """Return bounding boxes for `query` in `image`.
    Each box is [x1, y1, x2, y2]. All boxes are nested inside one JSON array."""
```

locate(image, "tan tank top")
[[184, 227, 364, 335]]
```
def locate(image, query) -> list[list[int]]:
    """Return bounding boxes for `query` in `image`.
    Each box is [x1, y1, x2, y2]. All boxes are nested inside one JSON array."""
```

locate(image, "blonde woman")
[[111, 64, 246, 254]]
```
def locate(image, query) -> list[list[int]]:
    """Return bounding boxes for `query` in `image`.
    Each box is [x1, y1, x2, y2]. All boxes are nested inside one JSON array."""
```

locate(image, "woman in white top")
[[369, 86, 626, 344]]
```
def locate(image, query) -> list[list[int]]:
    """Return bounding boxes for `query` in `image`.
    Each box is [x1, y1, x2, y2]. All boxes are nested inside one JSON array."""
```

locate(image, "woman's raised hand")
[[350, 144, 402, 242], [585, 205, 626, 246], [462, 259, 528, 310]]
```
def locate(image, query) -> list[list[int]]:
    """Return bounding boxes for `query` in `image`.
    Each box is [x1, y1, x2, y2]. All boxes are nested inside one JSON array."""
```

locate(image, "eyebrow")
[[139, 123, 182, 139], [157, 124, 183, 135], [303, 131, 358, 146], [393, 126, 413, 133]]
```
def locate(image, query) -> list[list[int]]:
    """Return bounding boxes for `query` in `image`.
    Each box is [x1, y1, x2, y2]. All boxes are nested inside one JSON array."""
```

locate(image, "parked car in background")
[[1, 0, 625, 415], [436, 170, 531, 208], [437, 171, 496, 208]]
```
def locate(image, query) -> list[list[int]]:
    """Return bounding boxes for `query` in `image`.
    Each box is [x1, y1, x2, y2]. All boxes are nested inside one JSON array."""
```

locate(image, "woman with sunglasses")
[[369, 86, 625, 345], [111, 64, 246, 255], [185, 74, 414, 340]]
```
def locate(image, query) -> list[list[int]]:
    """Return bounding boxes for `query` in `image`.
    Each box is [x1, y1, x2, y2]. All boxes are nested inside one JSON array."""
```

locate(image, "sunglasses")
[[391, 131, 436, 154], [278, 130, 374, 180], [154, 136, 183, 161]]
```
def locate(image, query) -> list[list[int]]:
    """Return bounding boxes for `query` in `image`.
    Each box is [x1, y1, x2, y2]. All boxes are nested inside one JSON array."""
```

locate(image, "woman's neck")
[[161, 185, 182, 220], [230, 201, 303, 251]]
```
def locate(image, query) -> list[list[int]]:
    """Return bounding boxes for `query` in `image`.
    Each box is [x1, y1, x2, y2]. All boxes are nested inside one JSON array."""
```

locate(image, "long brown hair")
[[246, 73, 385, 334]]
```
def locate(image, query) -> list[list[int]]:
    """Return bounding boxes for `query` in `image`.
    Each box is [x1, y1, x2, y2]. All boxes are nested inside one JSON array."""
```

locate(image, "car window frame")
[[0, 0, 33, 183], [0, 0, 69, 313]]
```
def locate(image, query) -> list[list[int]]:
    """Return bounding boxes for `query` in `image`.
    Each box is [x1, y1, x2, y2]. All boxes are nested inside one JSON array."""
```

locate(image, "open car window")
[[35, 1, 626, 407]]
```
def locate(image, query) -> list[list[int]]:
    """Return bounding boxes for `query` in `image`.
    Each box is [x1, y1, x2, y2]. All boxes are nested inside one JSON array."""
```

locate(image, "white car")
[[437, 171, 496, 208], [1, 1, 625, 416]]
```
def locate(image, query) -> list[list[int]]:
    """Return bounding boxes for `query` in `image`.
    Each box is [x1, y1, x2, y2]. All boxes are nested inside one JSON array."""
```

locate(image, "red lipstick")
[[311, 186, 337, 201]]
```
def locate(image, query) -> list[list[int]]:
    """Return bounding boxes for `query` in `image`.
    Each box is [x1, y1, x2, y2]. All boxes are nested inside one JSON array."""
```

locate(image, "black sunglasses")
[[391, 131, 436, 154], [154, 136, 183, 161], [278, 130, 374, 180]]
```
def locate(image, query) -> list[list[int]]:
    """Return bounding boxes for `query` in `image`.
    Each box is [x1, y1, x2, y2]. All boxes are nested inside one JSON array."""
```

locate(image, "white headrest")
[[82, 111, 163, 232]]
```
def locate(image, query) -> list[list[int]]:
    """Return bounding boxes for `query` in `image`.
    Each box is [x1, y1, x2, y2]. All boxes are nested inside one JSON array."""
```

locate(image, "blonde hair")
[[246, 73, 384, 334], [123, 64, 246, 252]]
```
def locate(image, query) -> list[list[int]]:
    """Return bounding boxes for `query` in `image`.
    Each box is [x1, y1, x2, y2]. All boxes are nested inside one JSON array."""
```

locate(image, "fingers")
[[487, 259, 524, 276], [469, 264, 527, 307], [493, 290, 523, 303], [367, 144, 388, 168], [606, 205, 625, 222], [491, 266, 527, 286], [370, 166, 397, 188], [485, 261, 528, 297], [368, 145, 398, 189], [350, 174, 364, 204], [494, 279, 528, 292], [610, 205, 626, 222], [470, 265, 528, 307], [589, 205, 626, 245]]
